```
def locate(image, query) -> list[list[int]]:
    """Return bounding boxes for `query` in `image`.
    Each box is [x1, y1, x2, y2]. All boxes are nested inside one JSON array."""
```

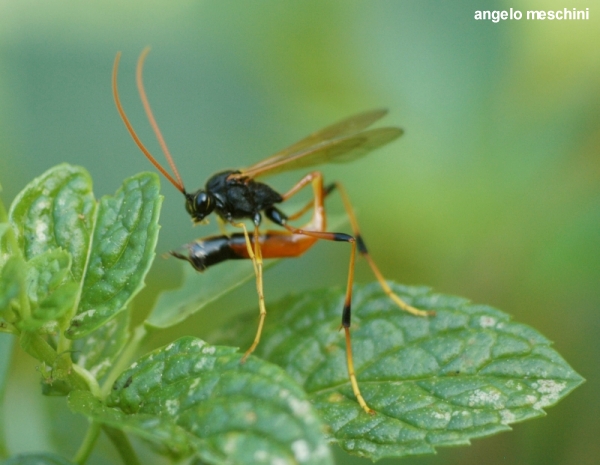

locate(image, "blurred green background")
[[1, 0, 598, 464]]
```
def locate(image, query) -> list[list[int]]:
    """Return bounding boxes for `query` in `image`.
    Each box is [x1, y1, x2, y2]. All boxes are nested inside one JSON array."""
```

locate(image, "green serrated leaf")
[[2, 452, 76, 465], [72, 310, 130, 381], [216, 282, 584, 461], [16, 250, 77, 331], [8, 164, 96, 282], [68, 390, 193, 458], [107, 337, 333, 465], [145, 212, 347, 329], [66, 172, 162, 338]]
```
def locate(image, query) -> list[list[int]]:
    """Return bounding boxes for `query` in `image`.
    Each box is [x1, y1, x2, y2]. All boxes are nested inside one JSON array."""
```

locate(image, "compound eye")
[[195, 192, 211, 213], [185, 190, 215, 223]]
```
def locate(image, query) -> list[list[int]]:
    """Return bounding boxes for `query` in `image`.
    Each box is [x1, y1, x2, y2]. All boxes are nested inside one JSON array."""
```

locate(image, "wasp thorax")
[[185, 190, 216, 223]]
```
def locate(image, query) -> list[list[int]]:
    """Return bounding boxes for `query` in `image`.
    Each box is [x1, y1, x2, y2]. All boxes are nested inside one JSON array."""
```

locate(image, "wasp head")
[[185, 190, 216, 224]]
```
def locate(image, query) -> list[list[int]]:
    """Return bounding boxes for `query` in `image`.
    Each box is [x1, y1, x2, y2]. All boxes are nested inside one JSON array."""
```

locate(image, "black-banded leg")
[[275, 220, 373, 412], [231, 222, 267, 362], [268, 171, 374, 414], [331, 182, 434, 317], [272, 172, 433, 413]]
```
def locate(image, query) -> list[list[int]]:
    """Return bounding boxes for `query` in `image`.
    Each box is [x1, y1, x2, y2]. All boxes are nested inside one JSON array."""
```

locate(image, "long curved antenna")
[[112, 52, 186, 194], [136, 48, 185, 192]]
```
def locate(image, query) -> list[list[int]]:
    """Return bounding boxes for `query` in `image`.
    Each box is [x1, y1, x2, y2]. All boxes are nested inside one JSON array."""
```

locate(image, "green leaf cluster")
[[0, 164, 583, 464], [1, 165, 160, 391]]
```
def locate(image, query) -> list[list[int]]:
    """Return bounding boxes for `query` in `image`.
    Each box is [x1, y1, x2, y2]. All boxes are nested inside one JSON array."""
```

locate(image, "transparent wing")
[[239, 127, 403, 179], [236, 109, 402, 179]]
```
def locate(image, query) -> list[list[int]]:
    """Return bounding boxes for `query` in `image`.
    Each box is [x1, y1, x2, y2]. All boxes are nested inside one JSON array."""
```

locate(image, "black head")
[[185, 190, 216, 223]]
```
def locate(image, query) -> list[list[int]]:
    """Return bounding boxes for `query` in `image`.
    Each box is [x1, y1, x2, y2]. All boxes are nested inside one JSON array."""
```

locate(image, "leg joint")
[[356, 234, 368, 254], [265, 206, 288, 227], [324, 182, 337, 196], [342, 304, 351, 328], [333, 232, 354, 243]]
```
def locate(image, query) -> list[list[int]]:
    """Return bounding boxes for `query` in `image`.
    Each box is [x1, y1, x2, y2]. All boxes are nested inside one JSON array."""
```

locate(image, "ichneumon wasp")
[[112, 49, 433, 414]]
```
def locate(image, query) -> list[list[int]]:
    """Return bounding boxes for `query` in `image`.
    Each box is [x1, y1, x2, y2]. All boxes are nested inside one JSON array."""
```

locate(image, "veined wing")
[[238, 126, 403, 179], [239, 109, 391, 176]]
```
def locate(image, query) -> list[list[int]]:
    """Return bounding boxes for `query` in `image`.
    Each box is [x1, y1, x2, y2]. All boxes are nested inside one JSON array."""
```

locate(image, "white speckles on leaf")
[[533, 380, 566, 410], [193, 357, 216, 371], [499, 409, 515, 424], [165, 398, 179, 416], [202, 345, 216, 355], [34, 220, 49, 242], [71, 309, 96, 322], [468, 389, 502, 408], [431, 410, 451, 423], [479, 316, 497, 328], [288, 397, 311, 418], [291, 439, 310, 462], [190, 339, 206, 350], [525, 394, 537, 405]]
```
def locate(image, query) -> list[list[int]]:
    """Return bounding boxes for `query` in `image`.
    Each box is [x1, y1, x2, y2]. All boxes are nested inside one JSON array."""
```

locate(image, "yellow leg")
[[231, 222, 258, 275], [334, 182, 434, 317], [343, 239, 374, 414], [344, 327, 374, 415], [269, 172, 431, 412], [363, 254, 432, 316], [232, 222, 267, 362]]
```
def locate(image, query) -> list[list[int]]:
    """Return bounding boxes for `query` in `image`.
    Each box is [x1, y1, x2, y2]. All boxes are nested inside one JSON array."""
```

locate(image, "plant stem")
[[100, 324, 148, 398], [103, 425, 141, 465], [73, 421, 101, 465], [20, 332, 90, 391]]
